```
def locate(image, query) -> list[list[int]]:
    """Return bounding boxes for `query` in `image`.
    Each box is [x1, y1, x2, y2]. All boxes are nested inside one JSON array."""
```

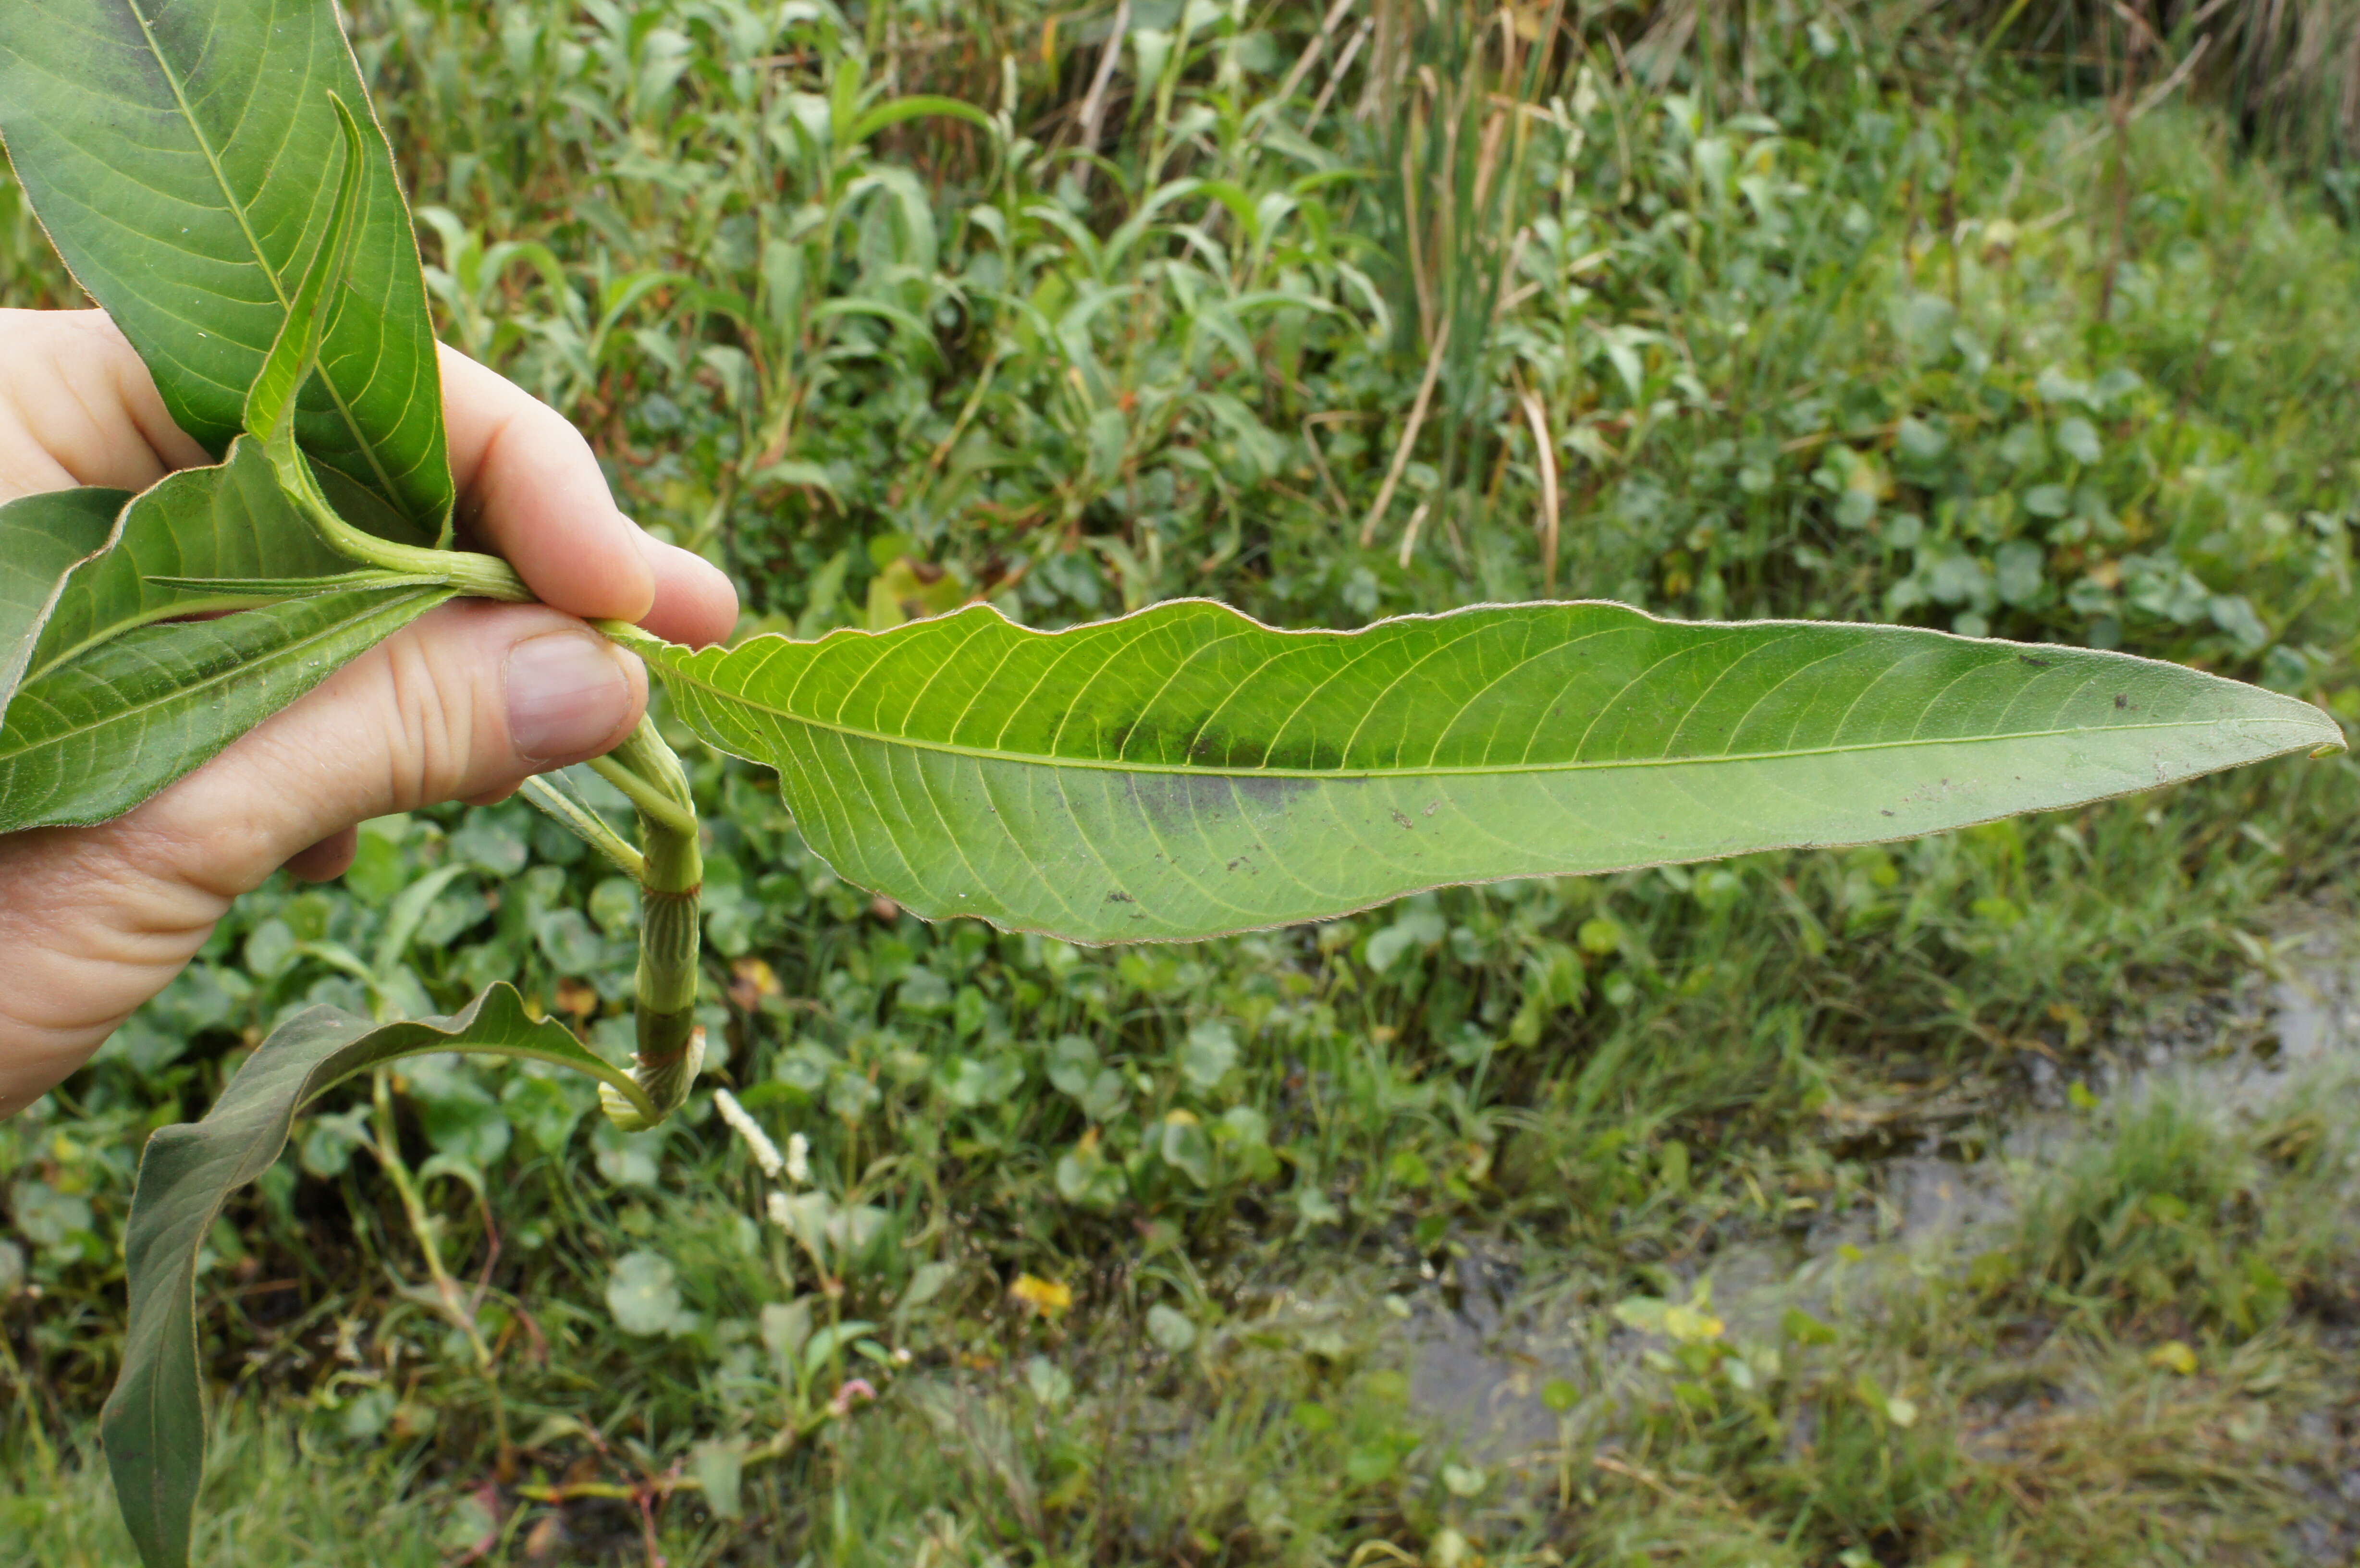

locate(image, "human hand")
[[0, 309, 738, 1115]]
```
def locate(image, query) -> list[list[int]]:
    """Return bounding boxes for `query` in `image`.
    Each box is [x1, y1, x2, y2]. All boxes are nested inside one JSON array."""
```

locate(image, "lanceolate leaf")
[[0, 0, 453, 538], [624, 600, 2343, 943], [0, 440, 400, 832], [102, 985, 657, 1568], [0, 577, 451, 833], [0, 486, 124, 713]]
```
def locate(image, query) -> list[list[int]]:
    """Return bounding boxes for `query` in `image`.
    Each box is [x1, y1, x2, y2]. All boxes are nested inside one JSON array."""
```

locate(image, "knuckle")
[[377, 622, 491, 808]]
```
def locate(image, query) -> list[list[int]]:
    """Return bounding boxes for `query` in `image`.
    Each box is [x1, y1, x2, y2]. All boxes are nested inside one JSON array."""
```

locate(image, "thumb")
[[137, 600, 647, 898]]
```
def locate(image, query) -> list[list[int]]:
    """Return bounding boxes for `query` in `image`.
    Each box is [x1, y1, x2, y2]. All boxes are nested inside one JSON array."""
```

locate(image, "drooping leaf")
[[622, 600, 2342, 943], [0, 486, 124, 713], [102, 984, 656, 1568], [0, 576, 451, 833], [0, 0, 452, 538]]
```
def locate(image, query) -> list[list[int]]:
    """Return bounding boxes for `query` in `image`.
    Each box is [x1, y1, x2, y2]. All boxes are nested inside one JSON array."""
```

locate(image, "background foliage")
[[7, 1, 2360, 1563]]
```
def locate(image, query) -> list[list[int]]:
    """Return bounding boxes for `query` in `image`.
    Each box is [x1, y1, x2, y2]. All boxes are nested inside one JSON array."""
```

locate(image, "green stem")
[[586, 751, 698, 838], [518, 776, 647, 880], [596, 715, 704, 1131], [368, 1072, 509, 1458], [278, 444, 531, 602]]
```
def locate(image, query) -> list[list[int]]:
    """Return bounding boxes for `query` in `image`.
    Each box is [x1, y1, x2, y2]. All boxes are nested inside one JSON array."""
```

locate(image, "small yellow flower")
[[1010, 1274, 1073, 1317]]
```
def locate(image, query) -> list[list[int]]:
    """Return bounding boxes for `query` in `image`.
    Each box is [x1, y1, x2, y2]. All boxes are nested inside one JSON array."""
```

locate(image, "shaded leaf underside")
[[639, 600, 2341, 943], [0, 441, 436, 833], [27, 440, 355, 680]]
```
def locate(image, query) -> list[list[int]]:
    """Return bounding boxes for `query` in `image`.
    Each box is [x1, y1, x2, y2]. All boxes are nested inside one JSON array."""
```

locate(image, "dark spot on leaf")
[[1390, 809, 1413, 829], [1118, 770, 1329, 838], [1881, 809, 1895, 817], [2114, 693, 2129, 710], [2017, 654, 2054, 668], [1105, 889, 1134, 904]]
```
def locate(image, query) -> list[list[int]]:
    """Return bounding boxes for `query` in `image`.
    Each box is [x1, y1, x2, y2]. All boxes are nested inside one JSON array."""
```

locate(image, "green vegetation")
[[6, 2, 2360, 1564]]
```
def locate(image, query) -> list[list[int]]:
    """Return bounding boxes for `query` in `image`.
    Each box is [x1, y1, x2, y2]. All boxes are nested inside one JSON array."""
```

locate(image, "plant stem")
[[368, 1071, 510, 1457], [518, 775, 647, 880], [597, 715, 704, 1130], [586, 751, 698, 837], [277, 444, 532, 602]]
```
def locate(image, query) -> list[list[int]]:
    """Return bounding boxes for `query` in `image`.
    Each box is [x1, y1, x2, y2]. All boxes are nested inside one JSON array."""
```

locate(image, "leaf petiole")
[[240, 94, 529, 605], [519, 773, 648, 880], [586, 751, 699, 837]]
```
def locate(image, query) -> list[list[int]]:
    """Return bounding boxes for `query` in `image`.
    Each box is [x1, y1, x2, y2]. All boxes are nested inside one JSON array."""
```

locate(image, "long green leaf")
[[101, 984, 656, 1568], [0, 573, 450, 833], [848, 93, 999, 145], [0, 486, 125, 713], [0, 0, 452, 538], [623, 600, 2343, 943]]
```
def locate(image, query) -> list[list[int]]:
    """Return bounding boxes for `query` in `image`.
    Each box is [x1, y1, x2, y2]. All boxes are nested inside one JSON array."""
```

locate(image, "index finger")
[[437, 343, 654, 623], [437, 346, 741, 649]]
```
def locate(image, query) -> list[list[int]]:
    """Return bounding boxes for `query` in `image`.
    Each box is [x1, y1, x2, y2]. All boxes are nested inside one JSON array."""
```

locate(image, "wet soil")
[[1382, 908, 2360, 1523]]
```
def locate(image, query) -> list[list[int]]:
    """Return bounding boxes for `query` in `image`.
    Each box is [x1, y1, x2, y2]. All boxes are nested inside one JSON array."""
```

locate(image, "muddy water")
[[1391, 913, 2360, 1466]]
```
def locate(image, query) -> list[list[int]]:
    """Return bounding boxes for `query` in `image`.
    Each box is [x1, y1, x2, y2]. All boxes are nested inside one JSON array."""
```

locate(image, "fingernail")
[[506, 632, 631, 764]]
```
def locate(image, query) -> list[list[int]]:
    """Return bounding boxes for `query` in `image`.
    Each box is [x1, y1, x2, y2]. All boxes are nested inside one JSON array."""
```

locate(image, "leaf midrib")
[[654, 654, 2313, 780], [0, 587, 448, 761], [121, 0, 406, 509], [26, 593, 306, 686]]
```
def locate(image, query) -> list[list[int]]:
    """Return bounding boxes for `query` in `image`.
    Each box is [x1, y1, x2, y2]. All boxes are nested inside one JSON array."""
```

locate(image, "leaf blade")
[[628, 600, 2343, 943], [0, 486, 126, 714], [0, 441, 433, 833], [0, 586, 448, 832], [101, 984, 651, 1568], [24, 440, 356, 686], [243, 92, 368, 463], [0, 0, 452, 536], [0, 466, 452, 837]]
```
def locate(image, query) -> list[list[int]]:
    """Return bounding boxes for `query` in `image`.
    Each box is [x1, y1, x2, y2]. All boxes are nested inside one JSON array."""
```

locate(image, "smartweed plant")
[[0, 3, 2338, 1563]]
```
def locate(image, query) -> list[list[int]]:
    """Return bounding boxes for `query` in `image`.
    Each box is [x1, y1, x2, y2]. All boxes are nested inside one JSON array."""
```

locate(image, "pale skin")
[[0, 310, 738, 1116]]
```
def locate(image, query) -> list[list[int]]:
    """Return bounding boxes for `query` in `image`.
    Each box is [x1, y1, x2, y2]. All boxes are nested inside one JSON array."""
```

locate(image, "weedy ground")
[[5, 2, 2360, 1564]]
